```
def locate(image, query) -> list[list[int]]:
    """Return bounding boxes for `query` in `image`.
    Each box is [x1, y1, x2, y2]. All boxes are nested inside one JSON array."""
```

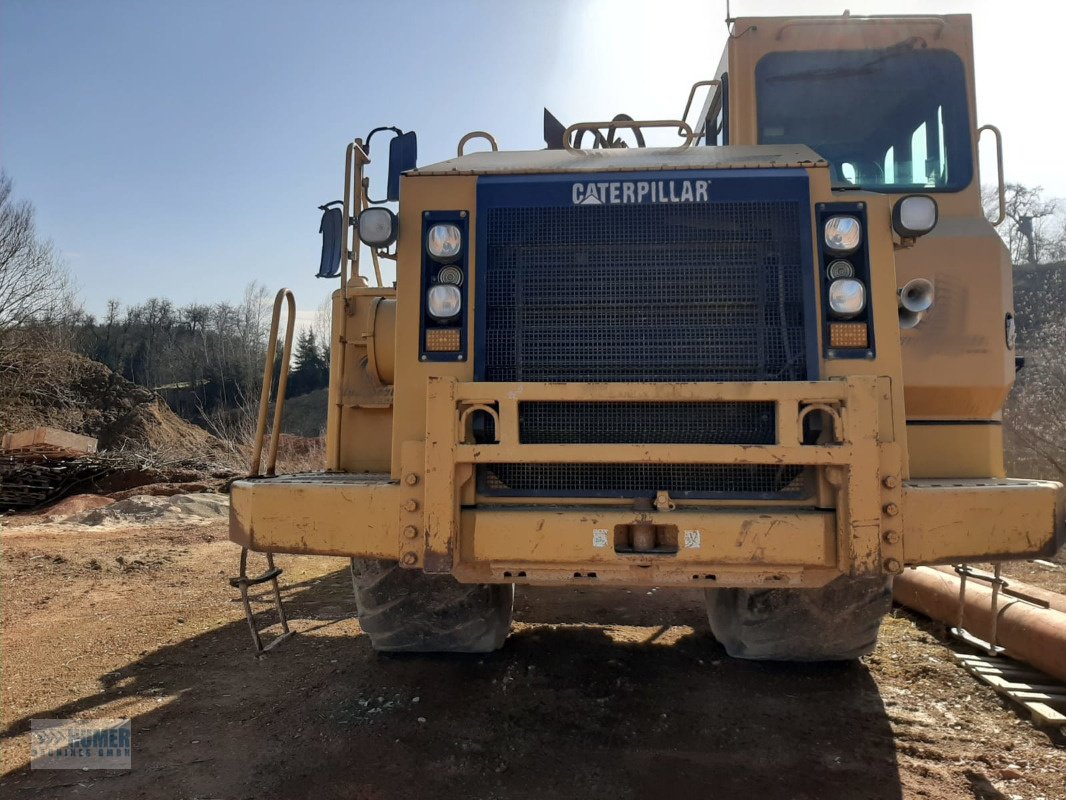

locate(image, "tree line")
[[0, 170, 329, 436]]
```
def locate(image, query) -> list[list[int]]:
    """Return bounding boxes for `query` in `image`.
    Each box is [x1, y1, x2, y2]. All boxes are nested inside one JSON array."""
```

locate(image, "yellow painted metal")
[[460, 508, 834, 566], [906, 423, 1005, 478], [249, 288, 295, 477], [229, 474, 400, 558], [902, 479, 1065, 564], [226, 471, 1063, 586], [723, 13, 1015, 477], [326, 287, 397, 475]]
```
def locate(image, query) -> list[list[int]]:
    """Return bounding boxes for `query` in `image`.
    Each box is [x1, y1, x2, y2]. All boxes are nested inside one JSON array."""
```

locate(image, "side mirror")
[[387, 131, 417, 202], [316, 203, 343, 278]]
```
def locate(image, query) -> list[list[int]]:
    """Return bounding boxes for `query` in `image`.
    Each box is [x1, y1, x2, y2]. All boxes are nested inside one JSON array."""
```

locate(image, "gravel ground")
[[1, 517, 1064, 800]]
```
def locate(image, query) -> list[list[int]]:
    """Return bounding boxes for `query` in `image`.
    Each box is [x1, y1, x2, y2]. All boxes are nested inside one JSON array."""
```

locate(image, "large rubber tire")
[[349, 559, 513, 653], [705, 576, 893, 661]]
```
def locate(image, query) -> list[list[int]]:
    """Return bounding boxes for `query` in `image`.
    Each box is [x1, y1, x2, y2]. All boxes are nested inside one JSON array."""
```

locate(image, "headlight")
[[824, 215, 862, 254], [893, 195, 938, 239], [427, 224, 462, 260], [828, 278, 866, 318], [427, 284, 462, 319], [358, 207, 398, 247]]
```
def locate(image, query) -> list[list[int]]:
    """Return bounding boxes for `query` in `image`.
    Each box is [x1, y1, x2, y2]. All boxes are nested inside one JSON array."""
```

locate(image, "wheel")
[[349, 559, 513, 653], [705, 576, 892, 661]]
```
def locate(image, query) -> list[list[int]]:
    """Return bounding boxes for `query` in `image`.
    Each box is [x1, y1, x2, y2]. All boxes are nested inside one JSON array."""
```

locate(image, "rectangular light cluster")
[[425, 328, 461, 352], [829, 322, 869, 349]]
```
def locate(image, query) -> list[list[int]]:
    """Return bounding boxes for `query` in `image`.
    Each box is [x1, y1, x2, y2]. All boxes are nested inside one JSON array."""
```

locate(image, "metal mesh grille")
[[478, 192, 809, 499], [482, 200, 808, 383], [480, 463, 807, 499], [519, 401, 775, 445]]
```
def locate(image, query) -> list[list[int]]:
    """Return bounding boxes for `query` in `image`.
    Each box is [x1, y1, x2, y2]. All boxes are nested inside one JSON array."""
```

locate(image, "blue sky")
[[2, 0, 1063, 324]]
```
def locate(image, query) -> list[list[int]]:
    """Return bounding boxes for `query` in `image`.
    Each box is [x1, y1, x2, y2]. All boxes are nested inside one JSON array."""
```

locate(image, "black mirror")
[[387, 131, 417, 202], [316, 203, 343, 278]]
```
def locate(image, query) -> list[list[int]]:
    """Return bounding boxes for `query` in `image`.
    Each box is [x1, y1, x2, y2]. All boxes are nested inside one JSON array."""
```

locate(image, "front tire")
[[705, 576, 892, 661], [349, 559, 513, 653]]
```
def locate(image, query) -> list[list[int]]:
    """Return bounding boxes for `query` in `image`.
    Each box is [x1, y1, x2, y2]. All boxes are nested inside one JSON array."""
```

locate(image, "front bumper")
[[230, 377, 1064, 588]]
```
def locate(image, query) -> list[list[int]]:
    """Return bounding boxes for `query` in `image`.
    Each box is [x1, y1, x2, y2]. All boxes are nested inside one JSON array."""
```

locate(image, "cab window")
[[755, 47, 972, 191]]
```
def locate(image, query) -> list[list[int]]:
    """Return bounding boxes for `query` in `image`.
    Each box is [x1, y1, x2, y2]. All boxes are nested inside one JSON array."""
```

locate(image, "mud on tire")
[[705, 576, 893, 661], [349, 559, 514, 653]]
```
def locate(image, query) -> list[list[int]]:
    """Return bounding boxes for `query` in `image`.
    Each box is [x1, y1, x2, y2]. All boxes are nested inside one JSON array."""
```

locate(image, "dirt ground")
[[1, 517, 1064, 800]]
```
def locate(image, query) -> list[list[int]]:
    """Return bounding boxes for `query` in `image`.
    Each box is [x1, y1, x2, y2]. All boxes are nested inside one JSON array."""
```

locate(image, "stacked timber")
[[0, 428, 100, 510]]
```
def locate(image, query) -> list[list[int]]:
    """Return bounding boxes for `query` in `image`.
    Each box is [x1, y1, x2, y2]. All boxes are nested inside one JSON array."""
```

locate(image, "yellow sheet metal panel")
[[229, 475, 400, 558], [902, 478, 1065, 564], [906, 423, 1005, 478], [461, 508, 835, 567]]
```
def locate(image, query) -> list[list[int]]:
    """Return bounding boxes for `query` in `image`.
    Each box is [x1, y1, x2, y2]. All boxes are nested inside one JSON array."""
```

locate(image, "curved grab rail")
[[563, 119, 696, 154], [681, 80, 721, 138], [775, 17, 945, 40], [250, 288, 296, 477], [458, 131, 499, 157], [978, 124, 1006, 227]]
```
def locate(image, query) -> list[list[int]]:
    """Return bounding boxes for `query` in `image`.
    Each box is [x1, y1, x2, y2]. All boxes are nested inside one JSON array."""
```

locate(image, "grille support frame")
[[472, 169, 819, 500]]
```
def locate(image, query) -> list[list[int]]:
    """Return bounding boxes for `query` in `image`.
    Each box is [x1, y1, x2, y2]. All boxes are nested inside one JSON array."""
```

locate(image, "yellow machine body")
[[231, 13, 1063, 589]]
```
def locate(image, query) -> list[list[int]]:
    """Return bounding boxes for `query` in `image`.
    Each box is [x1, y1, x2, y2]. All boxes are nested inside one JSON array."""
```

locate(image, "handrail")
[[250, 288, 296, 477], [359, 178, 385, 287], [681, 79, 721, 138], [458, 130, 499, 157], [978, 124, 1006, 226], [342, 139, 371, 290], [563, 119, 696, 154], [775, 17, 945, 40]]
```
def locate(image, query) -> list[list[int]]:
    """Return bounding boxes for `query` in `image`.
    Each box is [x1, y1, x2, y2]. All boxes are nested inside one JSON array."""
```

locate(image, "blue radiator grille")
[[475, 176, 812, 499], [482, 200, 808, 383]]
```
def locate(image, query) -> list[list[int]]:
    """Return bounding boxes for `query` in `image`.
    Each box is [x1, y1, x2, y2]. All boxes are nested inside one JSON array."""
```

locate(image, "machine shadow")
[[1, 568, 903, 800]]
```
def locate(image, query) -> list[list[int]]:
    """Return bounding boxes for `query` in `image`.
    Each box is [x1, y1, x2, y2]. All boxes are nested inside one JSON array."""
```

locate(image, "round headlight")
[[427, 224, 462, 260], [427, 284, 462, 320], [827, 259, 855, 279], [828, 278, 866, 318], [824, 215, 862, 254]]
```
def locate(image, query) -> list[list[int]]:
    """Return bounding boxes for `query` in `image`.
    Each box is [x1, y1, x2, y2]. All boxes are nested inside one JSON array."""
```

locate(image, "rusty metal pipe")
[[893, 566, 1066, 683], [929, 565, 1066, 614]]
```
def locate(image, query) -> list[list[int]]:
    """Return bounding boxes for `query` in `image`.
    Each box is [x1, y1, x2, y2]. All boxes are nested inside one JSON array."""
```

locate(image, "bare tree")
[[0, 172, 72, 338], [984, 183, 1066, 264]]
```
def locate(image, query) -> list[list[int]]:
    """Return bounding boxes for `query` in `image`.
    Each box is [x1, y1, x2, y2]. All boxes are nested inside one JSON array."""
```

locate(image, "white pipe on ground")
[[893, 566, 1066, 683]]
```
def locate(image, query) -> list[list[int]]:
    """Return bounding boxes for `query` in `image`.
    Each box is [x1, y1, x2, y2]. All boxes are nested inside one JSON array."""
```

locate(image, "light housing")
[[892, 195, 939, 239], [827, 259, 855, 279], [357, 207, 398, 247], [823, 215, 862, 254], [828, 278, 866, 318], [427, 284, 462, 320], [426, 223, 462, 260]]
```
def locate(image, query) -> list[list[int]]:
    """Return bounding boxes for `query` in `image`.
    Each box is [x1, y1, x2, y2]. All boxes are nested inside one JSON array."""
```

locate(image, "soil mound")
[[0, 350, 223, 455]]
